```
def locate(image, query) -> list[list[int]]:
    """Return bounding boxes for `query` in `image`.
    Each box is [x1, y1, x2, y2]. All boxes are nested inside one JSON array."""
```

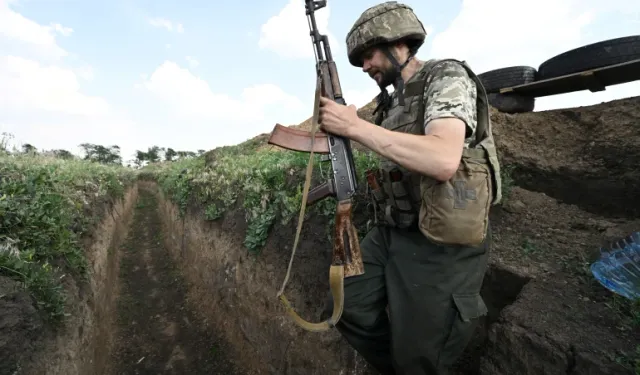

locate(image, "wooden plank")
[[494, 58, 640, 98]]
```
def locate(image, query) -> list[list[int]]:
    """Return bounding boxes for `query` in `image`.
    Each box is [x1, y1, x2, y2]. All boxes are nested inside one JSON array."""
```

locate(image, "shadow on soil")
[[106, 189, 240, 375], [453, 265, 531, 374]]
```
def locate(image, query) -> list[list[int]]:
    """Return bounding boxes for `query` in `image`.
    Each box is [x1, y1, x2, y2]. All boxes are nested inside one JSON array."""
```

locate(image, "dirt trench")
[[0, 184, 247, 375], [116, 94, 638, 375], [104, 187, 240, 375], [3, 95, 639, 375], [148, 176, 640, 375], [1, 186, 139, 375], [201, 95, 640, 375]]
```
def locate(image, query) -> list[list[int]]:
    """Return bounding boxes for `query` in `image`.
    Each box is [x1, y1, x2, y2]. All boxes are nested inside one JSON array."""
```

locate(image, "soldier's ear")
[[385, 42, 406, 61]]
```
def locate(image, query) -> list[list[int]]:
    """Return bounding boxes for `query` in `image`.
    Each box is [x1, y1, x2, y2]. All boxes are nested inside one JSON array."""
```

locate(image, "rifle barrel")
[[306, 1, 324, 61]]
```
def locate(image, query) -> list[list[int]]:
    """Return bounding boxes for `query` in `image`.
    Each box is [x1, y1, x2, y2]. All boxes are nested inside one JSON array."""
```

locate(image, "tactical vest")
[[366, 58, 502, 247]]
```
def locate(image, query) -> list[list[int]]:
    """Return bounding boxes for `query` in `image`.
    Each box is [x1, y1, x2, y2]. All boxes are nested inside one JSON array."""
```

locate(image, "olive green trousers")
[[325, 224, 490, 375]]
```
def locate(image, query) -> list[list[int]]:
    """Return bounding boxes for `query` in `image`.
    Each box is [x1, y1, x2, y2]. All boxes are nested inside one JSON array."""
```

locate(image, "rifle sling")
[[276, 75, 345, 331]]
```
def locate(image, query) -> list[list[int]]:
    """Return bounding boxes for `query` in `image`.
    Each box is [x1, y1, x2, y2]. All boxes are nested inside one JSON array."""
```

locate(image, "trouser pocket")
[[452, 293, 488, 322], [437, 293, 488, 369]]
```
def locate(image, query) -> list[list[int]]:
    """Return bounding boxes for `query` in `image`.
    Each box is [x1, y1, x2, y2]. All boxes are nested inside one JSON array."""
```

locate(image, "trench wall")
[[144, 180, 372, 375], [144, 154, 638, 375], [15, 185, 139, 375]]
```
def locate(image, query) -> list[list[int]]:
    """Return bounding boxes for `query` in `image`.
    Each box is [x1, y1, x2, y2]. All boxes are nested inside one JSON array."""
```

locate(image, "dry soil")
[[105, 190, 240, 375]]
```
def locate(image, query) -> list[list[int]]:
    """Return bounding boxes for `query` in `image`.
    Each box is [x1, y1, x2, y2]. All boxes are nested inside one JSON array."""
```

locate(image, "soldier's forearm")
[[350, 117, 464, 181]]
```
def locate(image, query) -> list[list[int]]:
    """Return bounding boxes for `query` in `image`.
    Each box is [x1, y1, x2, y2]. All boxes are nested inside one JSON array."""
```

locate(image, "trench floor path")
[[107, 189, 241, 375]]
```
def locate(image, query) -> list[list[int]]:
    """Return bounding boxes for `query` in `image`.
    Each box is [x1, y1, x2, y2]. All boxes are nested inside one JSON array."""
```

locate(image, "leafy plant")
[[0, 152, 135, 325], [142, 137, 379, 254]]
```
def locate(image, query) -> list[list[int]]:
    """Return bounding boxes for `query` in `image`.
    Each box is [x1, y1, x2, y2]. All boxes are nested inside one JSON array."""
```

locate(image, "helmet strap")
[[380, 46, 415, 106], [372, 44, 416, 125]]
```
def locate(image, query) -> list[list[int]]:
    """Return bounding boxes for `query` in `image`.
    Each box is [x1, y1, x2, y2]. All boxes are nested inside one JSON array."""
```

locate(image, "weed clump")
[[141, 138, 380, 253], [0, 152, 136, 325]]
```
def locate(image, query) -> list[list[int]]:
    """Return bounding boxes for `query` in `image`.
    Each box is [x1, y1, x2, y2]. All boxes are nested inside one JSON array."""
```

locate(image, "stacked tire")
[[477, 66, 537, 114], [476, 35, 640, 114], [537, 35, 640, 79]]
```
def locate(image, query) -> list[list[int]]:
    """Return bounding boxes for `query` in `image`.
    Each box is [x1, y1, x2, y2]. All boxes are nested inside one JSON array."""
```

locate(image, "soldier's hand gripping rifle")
[[269, 0, 364, 332]]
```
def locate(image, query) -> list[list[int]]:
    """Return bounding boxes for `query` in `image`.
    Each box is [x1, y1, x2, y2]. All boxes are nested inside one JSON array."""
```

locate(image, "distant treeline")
[[0, 132, 205, 168]]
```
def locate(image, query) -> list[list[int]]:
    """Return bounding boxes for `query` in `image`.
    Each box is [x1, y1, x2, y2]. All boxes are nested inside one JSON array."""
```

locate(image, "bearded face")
[[361, 46, 402, 89]]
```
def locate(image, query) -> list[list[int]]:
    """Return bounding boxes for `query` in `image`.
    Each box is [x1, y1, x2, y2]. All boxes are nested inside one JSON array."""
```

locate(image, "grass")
[[4, 127, 637, 357], [499, 163, 516, 202], [0, 131, 378, 325], [140, 137, 380, 254], [0, 151, 136, 326], [1, 128, 638, 375]]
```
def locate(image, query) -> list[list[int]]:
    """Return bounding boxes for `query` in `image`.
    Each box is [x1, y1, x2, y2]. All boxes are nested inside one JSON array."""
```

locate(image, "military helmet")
[[346, 1, 427, 67]]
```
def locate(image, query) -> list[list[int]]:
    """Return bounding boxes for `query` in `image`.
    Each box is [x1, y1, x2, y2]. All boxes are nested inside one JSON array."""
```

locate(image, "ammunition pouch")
[[365, 168, 421, 230]]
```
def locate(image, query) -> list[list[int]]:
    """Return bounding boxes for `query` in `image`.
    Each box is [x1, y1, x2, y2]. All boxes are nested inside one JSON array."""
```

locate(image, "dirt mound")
[[480, 186, 640, 374], [490, 96, 640, 218]]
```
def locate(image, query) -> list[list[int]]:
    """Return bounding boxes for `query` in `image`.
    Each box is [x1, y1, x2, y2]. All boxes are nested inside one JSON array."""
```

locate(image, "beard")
[[371, 66, 399, 89]]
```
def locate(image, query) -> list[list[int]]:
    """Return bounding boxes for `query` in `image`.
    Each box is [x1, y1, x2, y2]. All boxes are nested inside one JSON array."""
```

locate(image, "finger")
[[319, 108, 335, 122], [318, 107, 325, 121]]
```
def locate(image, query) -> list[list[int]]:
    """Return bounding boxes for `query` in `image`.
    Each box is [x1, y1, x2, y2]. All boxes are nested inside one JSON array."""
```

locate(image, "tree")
[[176, 150, 196, 159], [145, 146, 161, 163], [79, 143, 122, 164], [133, 145, 164, 167], [0, 132, 14, 153], [52, 149, 74, 159], [22, 143, 37, 154], [165, 147, 177, 161]]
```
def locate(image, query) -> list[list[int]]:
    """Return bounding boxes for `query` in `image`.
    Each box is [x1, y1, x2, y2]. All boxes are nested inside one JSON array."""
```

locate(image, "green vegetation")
[[141, 139, 380, 253], [610, 343, 640, 374], [0, 135, 136, 326], [0, 130, 378, 325], [133, 145, 205, 167], [500, 163, 516, 201], [1, 125, 638, 374]]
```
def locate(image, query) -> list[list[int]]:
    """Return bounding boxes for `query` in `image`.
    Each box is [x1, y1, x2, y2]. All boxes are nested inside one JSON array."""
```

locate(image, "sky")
[[1, 0, 639, 164]]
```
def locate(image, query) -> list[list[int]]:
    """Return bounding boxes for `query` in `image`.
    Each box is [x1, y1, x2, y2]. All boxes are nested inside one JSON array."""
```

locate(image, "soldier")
[[318, 2, 502, 374]]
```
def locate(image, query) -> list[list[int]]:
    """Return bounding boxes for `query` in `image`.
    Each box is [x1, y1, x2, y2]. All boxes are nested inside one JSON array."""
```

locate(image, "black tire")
[[537, 35, 640, 79], [477, 66, 538, 92], [487, 93, 534, 113]]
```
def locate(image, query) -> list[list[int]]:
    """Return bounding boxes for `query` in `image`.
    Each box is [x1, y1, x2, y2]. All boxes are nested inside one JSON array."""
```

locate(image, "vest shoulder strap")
[[403, 58, 464, 135], [404, 58, 492, 149]]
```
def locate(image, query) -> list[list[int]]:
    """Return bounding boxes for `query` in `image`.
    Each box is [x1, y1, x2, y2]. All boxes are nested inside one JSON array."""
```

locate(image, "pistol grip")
[[307, 179, 335, 206]]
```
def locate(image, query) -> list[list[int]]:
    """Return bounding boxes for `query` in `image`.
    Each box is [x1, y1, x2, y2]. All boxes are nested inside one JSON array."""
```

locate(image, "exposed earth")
[[1, 95, 639, 375], [105, 190, 240, 375], [255, 95, 640, 374]]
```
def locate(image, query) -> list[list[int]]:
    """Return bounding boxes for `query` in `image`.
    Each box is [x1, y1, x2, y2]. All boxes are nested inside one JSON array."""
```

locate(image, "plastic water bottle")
[[590, 231, 640, 300]]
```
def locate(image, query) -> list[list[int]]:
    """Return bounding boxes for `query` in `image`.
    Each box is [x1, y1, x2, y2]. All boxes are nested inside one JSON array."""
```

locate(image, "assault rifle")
[[269, 0, 364, 332]]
